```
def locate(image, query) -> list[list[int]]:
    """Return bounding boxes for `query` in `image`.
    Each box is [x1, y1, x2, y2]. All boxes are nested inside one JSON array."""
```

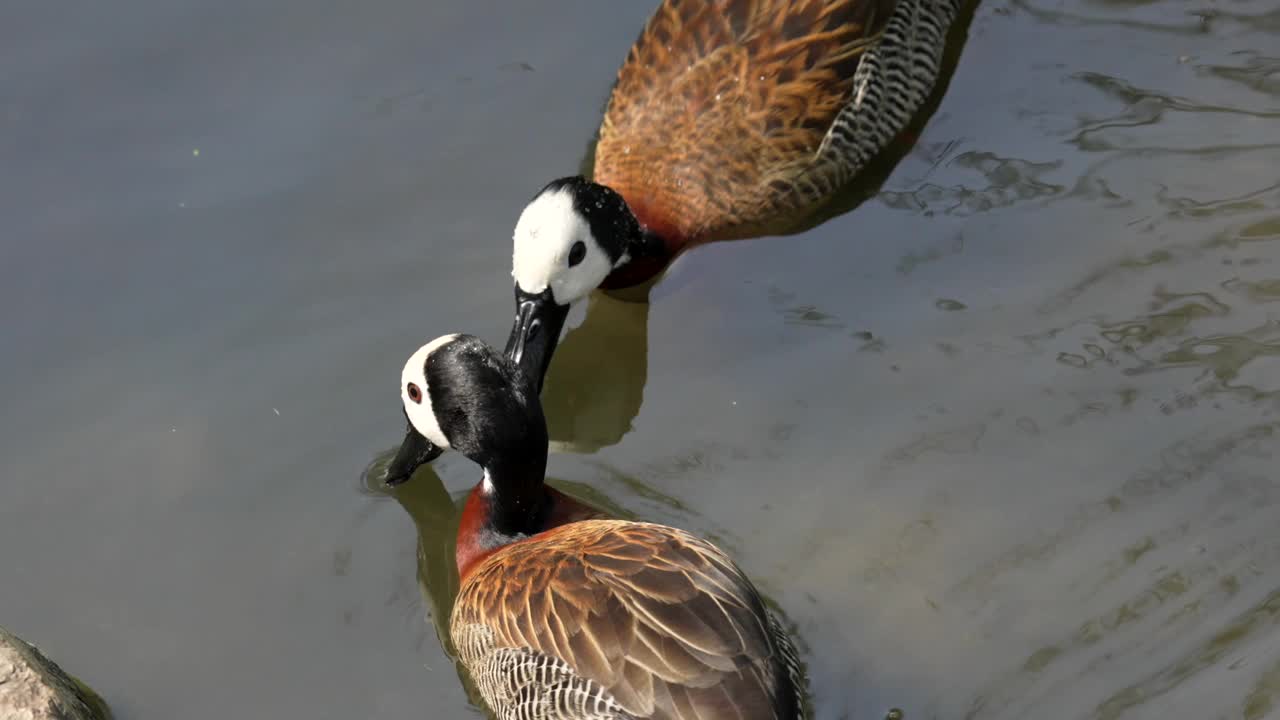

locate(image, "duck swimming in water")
[[504, 0, 963, 386], [391, 333, 805, 719], [387, 0, 963, 475]]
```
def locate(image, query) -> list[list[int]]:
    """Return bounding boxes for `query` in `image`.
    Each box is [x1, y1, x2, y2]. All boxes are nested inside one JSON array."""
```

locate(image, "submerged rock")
[[0, 626, 110, 720]]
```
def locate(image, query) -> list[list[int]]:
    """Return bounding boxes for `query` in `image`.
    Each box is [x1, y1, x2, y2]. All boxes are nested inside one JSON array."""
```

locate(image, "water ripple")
[[1198, 50, 1280, 101], [879, 152, 1065, 216]]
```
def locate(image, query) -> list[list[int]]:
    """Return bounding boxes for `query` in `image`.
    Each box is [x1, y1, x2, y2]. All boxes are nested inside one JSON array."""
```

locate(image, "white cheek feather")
[[481, 469, 495, 495], [400, 334, 459, 449], [511, 188, 613, 305], [559, 238, 613, 304], [512, 188, 580, 295]]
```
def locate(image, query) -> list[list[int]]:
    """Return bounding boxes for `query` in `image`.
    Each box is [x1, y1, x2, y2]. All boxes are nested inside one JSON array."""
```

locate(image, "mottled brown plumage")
[[594, 0, 958, 253], [452, 519, 800, 720]]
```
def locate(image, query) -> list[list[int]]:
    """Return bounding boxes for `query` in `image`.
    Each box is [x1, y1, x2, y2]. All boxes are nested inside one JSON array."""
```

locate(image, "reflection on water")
[[1154, 324, 1280, 398], [880, 152, 1065, 216], [934, 419, 1280, 719], [1093, 585, 1280, 720], [361, 451, 463, 653], [1200, 50, 1280, 98], [541, 293, 650, 455], [1035, 255, 1280, 402], [1009, 0, 1224, 35]]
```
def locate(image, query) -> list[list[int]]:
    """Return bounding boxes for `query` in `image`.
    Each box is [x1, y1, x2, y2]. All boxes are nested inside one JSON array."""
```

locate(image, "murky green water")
[[3, 1, 1280, 718]]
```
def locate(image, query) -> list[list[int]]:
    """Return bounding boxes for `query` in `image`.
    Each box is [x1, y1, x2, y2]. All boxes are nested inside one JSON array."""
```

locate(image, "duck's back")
[[451, 519, 802, 720], [593, 0, 959, 246]]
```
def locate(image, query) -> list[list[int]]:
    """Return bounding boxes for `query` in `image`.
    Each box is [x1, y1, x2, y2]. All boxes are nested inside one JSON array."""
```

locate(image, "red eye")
[[406, 383, 422, 404]]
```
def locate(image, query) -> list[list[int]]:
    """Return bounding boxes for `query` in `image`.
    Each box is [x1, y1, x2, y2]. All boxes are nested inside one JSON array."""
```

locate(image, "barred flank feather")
[[456, 624, 636, 720], [767, 611, 807, 720], [816, 0, 963, 186], [452, 520, 807, 719], [593, 0, 963, 245]]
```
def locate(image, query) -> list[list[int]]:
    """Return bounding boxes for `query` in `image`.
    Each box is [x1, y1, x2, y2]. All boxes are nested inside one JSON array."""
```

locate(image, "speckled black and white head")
[[504, 176, 650, 393], [386, 334, 548, 498], [512, 176, 643, 306]]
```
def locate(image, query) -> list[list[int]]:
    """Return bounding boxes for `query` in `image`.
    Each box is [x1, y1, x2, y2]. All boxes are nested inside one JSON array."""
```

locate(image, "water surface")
[[3, 1, 1280, 718]]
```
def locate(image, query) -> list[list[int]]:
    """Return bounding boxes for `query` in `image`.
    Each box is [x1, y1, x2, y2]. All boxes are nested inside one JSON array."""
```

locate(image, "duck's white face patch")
[[400, 334, 459, 450], [511, 188, 615, 305]]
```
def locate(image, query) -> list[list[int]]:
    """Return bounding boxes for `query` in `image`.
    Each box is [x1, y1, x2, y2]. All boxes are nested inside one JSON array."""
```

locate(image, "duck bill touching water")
[[504, 0, 963, 390], [386, 0, 963, 474], [388, 333, 805, 719]]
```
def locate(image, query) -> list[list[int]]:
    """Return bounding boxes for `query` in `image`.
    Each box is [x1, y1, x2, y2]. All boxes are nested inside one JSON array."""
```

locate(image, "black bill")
[[384, 421, 443, 486], [503, 286, 570, 393]]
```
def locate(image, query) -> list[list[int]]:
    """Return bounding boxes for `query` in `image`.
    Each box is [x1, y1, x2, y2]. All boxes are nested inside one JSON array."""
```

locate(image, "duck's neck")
[[601, 227, 677, 290], [455, 449, 549, 578]]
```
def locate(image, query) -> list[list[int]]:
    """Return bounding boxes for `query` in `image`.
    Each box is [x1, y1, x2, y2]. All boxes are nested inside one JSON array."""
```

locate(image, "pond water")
[[3, 1, 1280, 718]]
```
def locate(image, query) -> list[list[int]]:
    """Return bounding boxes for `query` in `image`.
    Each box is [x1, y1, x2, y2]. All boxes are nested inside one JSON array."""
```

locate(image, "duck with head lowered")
[[504, 0, 964, 377], [390, 333, 805, 719], [387, 0, 963, 473]]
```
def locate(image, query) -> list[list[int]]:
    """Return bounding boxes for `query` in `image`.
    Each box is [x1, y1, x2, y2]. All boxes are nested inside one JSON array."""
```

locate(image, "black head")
[[387, 334, 548, 485]]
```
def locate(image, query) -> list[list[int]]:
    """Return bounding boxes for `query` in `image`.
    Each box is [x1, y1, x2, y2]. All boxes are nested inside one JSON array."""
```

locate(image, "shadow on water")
[[544, 1, 979, 454]]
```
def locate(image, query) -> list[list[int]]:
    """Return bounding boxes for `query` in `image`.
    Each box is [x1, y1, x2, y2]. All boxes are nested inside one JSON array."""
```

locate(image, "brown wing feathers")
[[594, 0, 896, 242], [453, 520, 791, 718]]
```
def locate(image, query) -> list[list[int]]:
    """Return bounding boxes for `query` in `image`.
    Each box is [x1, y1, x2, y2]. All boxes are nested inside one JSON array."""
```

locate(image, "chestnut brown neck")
[[600, 252, 674, 290], [601, 217, 683, 291], [455, 484, 609, 581], [455, 487, 505, 581]]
